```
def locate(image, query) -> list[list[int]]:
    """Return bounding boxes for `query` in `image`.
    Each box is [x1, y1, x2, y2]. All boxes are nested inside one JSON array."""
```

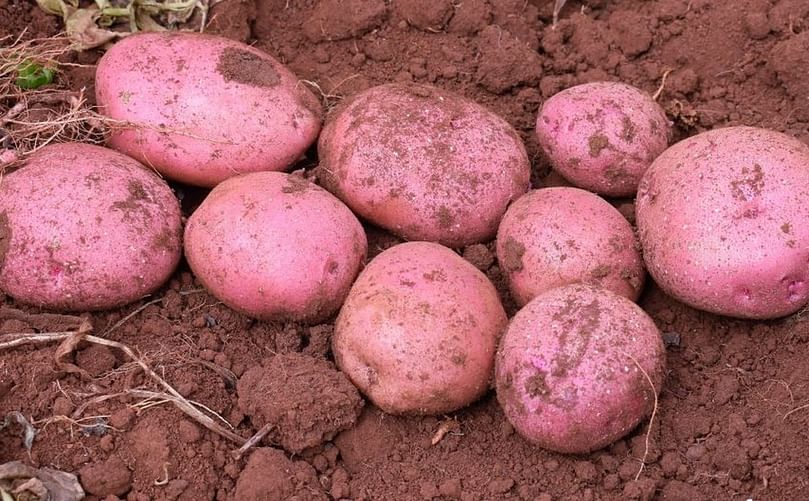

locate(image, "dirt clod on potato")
[[500, 237, 526, 272], [216, 47, 280, 87], [237, 353, 364, 454], [588, 133, 610, 157], [0, 212, 10, 271]]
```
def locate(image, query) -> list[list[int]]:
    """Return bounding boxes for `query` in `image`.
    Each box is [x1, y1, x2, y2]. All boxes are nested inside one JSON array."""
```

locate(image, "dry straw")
[[0, 33, 113, 166]]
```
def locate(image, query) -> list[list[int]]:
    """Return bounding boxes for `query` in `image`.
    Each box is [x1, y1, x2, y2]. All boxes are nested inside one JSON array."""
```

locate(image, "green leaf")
[[15, 61, 56, 89]]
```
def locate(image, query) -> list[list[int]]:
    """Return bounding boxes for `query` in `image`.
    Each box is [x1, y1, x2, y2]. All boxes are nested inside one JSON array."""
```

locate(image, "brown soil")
[[2, 0, 809, 500]]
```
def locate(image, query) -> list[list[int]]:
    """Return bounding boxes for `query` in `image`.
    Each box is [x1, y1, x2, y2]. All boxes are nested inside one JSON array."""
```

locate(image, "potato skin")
[[495, 284, 665, 454], [318, 83, 530, 247], [96, 32, 322, 187], [636, 126, 809, 319], [0, 143, 182, 310], [497, 187, 645, 306], [333, 242, 507, 415], [184, 172, 367, 323], [536, 82, 671, 197]]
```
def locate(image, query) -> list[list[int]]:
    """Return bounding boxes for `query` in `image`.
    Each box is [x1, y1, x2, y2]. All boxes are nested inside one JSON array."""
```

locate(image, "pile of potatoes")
[[5, 32, 809, 455]]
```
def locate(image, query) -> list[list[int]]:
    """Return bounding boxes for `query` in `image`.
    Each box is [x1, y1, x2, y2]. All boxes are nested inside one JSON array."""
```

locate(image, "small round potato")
[[184, 172, 367, 323], [495, 284, 665, 454], [96, 32, 322, 187], [636, 126, 809, 319], [318, 83, 531, 247], [536, 82, 671, 197], [496, 187, 645, 306], [0, 143, 182, 310], [333, 241, 508, 415]]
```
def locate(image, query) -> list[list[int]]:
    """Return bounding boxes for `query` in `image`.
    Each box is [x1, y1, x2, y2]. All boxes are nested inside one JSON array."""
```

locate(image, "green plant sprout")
[[15, 60, 56, 89]]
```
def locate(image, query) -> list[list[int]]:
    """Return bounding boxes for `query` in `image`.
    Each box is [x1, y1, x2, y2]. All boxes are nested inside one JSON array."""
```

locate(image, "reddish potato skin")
[[495, 284, 665, 454], [184, 172, 366, 324], [96, 32, 322, 187], [318, 83, 530, 247], [496, 187, 645, 306], [0, 143, 182, 310], [536, 82, 671, 197], [636, 126, 809, 319], [333, 242, 508, 415]]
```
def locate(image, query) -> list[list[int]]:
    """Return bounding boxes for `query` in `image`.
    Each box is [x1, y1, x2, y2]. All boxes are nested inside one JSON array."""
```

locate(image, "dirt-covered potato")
[[495, 284, 665, 454], [96, 32, 322, 187], [536, 82, 672, 197], [0, 143, 182, 310], [333, 241, 507, 415], [636, 126, 809, 319], [184, 172, 367, 323], [496, 187, 645, 306], [318, 82, 530, 247]]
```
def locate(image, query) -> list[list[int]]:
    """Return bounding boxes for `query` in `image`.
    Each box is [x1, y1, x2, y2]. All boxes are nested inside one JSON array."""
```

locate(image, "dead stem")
[[35, 414, 117, 433], [125, 389, 238, 433], [0, 330, 80, 351], [623, 352, 659, 481], [653, 69, 673, 101], [552, 0, 568, 27], [783, 402, 809, 420], [193, 358, 238, 389], [0, 318, 246, 445], [70, 392, 128, 419], [232, 422, 274, 460], [0, 306, 82, 331], [102, 297, 165, 336]]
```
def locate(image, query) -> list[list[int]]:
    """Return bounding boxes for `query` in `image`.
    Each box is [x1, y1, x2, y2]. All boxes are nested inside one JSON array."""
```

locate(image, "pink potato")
[[636, 126, 809, 319], [333, 242, 507, 415], [495, 284, 665, 454], [184, 172, 367, 323], [496, 187, 645, 307], [318, 83, 531, 247], [95, 32, 322, 187], [536, 82, 672, 197], [0, 143, 182, 311]]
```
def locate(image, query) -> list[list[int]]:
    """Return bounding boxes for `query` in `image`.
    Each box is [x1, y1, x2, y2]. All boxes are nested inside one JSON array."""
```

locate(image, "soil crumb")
[[234, 448, 327, 500], [237, 353, 364, 453]]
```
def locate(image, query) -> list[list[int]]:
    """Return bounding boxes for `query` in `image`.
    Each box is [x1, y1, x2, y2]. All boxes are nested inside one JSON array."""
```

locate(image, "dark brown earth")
[[3, 0, 809, 500]]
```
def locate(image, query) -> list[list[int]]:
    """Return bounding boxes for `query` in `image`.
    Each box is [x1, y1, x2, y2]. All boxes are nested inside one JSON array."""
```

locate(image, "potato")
[[333, 241, 507, 415], [496, 187, 645, 306], [95, 32, 322, 187], [0, 143, 182, 310], [495, 284, 665, 454], [636, 126, 809, 319], [184, 172, 366, 323], [318, 83, 530, 247], [536, 82, 671, 197]]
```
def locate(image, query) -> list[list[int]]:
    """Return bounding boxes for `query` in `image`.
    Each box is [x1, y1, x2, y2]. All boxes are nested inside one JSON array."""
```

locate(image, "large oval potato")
[[333, 241, 507, 415], [496, 187, 645, 306], [0, 143, 182, 310], [184, 172, 367, 323], [96, 32, 322, 187], [495, 284, 665, 454], [636, 126, 809, 319], [536, 82, 671, 197], [318, 83, 531, 247]]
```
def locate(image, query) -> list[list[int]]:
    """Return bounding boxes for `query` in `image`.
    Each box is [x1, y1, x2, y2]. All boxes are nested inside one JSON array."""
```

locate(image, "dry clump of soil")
[[237, 352, 363, 454], [2, 0, 809, 500]]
